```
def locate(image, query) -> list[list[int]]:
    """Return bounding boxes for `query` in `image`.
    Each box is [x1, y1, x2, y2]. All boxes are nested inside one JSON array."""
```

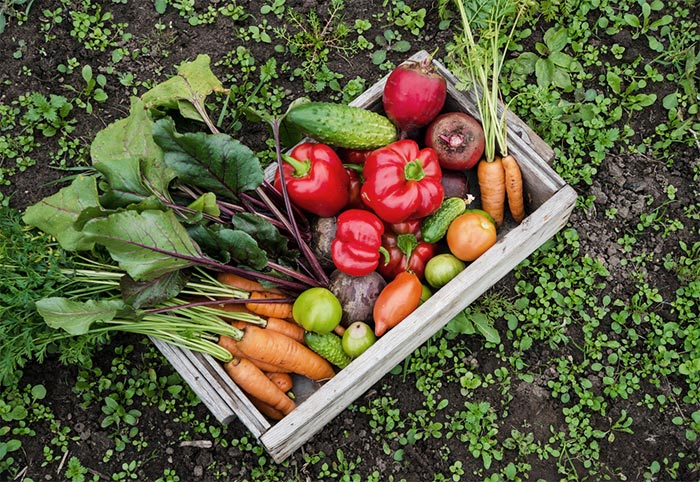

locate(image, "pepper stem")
[[404, 159, 426, 181], [282, 154, 311, 177]]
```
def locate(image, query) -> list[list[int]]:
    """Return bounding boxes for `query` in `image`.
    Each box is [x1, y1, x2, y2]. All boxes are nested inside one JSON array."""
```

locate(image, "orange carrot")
[[477, 156, 506, 227], [217, 335, 291, 373], [266, 372, 293, 393], [217, 272, 267, 292], [249, 395, 286, 421], [218, 272, 282, 294], [216, 301, 256, 317], [264, 317, 305, 344], [227, 317, 304, 344], [223, 357, 296, 415], [501, 154, 525, 224], [245, 291, 294, 319], [234, 324, 335, 381]]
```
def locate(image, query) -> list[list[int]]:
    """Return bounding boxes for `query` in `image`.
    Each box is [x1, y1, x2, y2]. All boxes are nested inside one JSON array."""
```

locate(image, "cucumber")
[[286, 102, 398, 150], [421, 197, 467, 244], [304, 331, 352, 369]]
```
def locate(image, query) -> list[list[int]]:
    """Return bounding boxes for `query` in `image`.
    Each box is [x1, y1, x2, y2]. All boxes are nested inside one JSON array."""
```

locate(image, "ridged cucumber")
[[421, 197, 467, 243], [304, 331, 352, 369], [286, 102, 398, 150]]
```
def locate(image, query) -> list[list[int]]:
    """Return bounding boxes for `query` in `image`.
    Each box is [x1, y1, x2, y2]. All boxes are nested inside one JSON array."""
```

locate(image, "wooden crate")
[[152, 50, 578, 463]]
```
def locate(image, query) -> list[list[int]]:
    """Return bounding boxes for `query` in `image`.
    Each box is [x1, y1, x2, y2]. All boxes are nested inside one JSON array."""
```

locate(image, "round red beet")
[[382, 59, 447, 132], [425, 112, 485, 170]]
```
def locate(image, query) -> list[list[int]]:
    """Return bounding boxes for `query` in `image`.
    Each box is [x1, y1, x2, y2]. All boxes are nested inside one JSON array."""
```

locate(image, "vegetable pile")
[[19, 42, 529, 422]]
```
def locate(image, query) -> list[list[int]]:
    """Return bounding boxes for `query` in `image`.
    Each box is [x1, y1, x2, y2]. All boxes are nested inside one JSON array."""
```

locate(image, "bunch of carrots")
[[206, 272, 335, 420], [454, 0, 531, 228]]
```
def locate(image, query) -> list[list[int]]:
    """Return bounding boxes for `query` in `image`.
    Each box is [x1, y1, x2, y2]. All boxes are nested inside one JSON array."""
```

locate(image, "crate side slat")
[[150, 337, 234, 423], [150, 337, 271, 437], [260, 184, 578, 462], [192, 350, 273, 436]]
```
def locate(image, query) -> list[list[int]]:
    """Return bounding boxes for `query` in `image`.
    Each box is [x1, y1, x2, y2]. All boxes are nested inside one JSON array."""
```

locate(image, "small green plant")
[[512, 26, 583, 91], [447, 401, 503, 470], [64, 64, 109, 114], [19, 92, 75, 137], [260, 0, 285, 17], [66, 0, 129, 51], [64, 456, 89, 482], [385, 0, 426, 37], [0, 0, 35, 33], [274, 0, 356, 83], [371, 29, 411, 66], [619, 0, 673, 51]]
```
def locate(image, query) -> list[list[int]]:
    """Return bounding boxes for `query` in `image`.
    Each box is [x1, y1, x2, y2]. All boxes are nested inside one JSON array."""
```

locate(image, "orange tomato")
[[446, 211, 497, 262], [373, 271, 422, 337]]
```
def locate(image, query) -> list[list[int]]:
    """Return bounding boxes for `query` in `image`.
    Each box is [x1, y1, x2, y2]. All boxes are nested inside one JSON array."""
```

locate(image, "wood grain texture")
[[149, 337, 271, 437]]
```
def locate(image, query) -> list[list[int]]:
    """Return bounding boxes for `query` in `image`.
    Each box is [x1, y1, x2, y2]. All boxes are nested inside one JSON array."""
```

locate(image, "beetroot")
[[424, 112, 485, 170], [382, 58, 447, 133], [441, 169, 470, 199]]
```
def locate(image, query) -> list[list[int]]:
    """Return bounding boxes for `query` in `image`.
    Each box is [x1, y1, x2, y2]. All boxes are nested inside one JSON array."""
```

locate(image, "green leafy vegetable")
[[81, 209, 206, 281], [37, 298, 127, 336], [152, 117, 264, 199], [141, 54, 225, 126], [22, 175, 101, 251]]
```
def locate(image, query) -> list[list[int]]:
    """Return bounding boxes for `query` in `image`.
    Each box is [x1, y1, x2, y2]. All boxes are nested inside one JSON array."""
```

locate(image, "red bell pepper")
[[377, 222, 436, 281], [337, 147, 374, 164], [360, 139, 444, 223], [331, 209, 385, 277], [344, 166, 366, 210], [274, 142, 350, 217]]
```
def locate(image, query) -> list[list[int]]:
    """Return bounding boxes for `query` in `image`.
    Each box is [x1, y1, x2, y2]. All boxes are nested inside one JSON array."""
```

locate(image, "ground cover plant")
[[1, 0, 699, 481]]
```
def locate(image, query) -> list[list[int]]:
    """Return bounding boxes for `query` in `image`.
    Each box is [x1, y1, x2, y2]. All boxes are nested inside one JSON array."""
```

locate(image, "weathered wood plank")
[[260, 184, 578, 462], [150, 337, 271, 437]]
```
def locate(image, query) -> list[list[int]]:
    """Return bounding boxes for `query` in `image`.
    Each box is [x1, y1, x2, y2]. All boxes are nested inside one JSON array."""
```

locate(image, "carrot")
[[217, 272, 267, 292], [216, 301, 256, 317], [501, 154, 525, 224], [264, 317, 305, 344], [223, 357, 296, 415], [217, 335, 291, 373], [227, 317, 304, 344], [249, 395, 286, 421], [218, 272, 282, 294], [266, 372, 293, 393], [477, 156, 506, 227], [245, 291, 294, 320], [234, 324, 335, 381]]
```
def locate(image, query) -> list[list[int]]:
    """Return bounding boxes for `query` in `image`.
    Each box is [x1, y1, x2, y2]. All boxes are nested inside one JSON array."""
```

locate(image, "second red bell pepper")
[[274, 142, 350, 217], [360, 139, 444, 223], [377, 221, 436, 281], [331, 209, 385, 277]]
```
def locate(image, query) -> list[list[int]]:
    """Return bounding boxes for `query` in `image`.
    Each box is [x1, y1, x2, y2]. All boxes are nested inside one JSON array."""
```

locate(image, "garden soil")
[[1, 1, 698, 481]]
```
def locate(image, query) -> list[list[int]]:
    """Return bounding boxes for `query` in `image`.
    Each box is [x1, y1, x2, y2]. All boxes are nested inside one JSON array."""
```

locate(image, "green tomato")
[[341, 321, 376, 358], [292, 287, 342, 334], [420, 284, 433, 304], [424, 253, 466, 288]]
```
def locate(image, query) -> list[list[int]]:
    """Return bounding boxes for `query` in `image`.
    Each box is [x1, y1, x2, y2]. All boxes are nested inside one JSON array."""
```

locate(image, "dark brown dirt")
[[1, 1, 699, 481]]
